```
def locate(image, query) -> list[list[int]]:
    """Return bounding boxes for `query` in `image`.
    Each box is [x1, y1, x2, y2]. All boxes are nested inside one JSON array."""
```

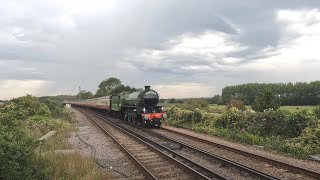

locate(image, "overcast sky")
[[1, 0, 320, 99]]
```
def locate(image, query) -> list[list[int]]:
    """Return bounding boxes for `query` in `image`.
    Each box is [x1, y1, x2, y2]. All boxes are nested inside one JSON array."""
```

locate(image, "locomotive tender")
[[65, 86, 167, 127]]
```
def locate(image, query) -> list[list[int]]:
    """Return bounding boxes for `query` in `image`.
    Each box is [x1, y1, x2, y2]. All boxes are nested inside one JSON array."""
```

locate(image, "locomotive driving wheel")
[[128, 114, 133, 123], [132, 116, 137, 124], [123, 113, 128, 121]]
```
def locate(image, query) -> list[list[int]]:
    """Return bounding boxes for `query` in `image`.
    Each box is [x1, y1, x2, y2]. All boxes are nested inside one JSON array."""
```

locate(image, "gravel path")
[[161, 125, 320, 176], [68, 108, 142, 179]]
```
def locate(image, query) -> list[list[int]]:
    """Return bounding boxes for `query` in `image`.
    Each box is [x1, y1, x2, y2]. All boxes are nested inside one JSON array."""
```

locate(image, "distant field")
[[164, 103, 317, 113], [279, 106, 315, 113], [210, 105, 316, 113]]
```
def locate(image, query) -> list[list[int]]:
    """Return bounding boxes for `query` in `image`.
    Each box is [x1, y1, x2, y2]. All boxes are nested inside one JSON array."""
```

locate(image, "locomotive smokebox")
[[145, 86, 151, 90]]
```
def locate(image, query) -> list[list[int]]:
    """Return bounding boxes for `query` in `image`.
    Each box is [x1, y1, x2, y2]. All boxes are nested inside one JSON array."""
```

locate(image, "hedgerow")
[[166, 106, 320, 157]]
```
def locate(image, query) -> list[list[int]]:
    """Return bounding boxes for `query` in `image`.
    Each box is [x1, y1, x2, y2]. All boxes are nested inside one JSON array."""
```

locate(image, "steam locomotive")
[[65, 86, 167, 127]]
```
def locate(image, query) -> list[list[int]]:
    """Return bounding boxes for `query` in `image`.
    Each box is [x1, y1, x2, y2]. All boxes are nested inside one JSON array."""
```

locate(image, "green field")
[[209, 104, 316, 113], [279, 106, 315, 113], [164, 103, 317, 113]]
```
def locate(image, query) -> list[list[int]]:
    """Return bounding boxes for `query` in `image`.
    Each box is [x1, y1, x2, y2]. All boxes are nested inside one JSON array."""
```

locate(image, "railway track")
[[78, 108, 320, 179], [89, 110, 282, 180], [153, 126, 320, 179], [77, 108, 227, 180]]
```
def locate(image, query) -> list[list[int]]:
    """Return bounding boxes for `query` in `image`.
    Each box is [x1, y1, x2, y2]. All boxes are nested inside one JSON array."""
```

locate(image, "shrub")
[[41, 98, 66, 118], [226, 99, 246, 111], [286, 110, 317, 138], [313, 106, 320, 119], [284, 122, 320, 157], [0, 95, 69, 179], [252, 90, 280, 112], [0, 124, 48, 180], [183, 98, 209, 109], [36, 103, 51, 117], [166, 107, 217, 127], [245, 110, 287, 137], [215, 107, 243, 129]]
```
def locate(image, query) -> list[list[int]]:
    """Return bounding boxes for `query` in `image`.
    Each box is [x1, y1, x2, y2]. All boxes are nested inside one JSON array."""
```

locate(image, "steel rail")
[[161, 126, 320, 179], [95, 112, 279, 180], [144, 128, 279, 180], [89, 110, 229, 180], [77, 108, 158, 180]]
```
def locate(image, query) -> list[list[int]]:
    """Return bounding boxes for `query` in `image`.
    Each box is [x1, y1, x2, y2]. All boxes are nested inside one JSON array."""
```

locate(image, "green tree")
[[252, 90, 280, 112], [77, 90, 93, 99], [95, 77, 122, 97], [226, 99, 246, 111], [168, 98, 176, 103], [221, 81, 320, 105], [110, 85, 137, 94], [183, 98, 209, 109], [209, 95, 222, 104]]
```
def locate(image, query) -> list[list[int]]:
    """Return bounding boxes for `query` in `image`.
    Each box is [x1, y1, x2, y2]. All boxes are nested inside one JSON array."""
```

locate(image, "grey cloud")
[[1, 0, 320, 98]]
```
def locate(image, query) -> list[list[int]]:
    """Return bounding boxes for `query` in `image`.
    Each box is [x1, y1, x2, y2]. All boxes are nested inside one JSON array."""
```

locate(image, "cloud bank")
[[1, 1, 320, 99]]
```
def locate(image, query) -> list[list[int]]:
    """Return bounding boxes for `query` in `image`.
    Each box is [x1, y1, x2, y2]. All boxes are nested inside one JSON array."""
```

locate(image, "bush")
[[183, 98, 209, 109], [215, 107, 243, 129], [0, 95, 71, 179], [36, 103, 51, 117], [245, 110, 287, 137], [252, 90, 280, 112], [0, 124, 48, 180], [286, 110, 317, 138], [40, 97, 65, 118], [284, 122, 320, 157], [166, 107, 217, 127], [226, 99, 246, 111], [313, 106, 320, 119]]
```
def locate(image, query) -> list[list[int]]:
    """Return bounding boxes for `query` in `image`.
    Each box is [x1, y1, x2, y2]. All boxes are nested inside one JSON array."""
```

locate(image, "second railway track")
[[77, 108, 320, 179], [89, 109, 283, 180], [153, 126, 320, 180]]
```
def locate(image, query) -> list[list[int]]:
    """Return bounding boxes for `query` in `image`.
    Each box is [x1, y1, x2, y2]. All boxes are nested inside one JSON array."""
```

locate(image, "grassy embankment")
[[38, 110, 110, 180], [0, 95, 111, 180]]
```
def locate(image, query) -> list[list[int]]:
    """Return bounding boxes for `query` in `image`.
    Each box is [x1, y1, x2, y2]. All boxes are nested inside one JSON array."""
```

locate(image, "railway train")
[[64, 86, 167, 127]]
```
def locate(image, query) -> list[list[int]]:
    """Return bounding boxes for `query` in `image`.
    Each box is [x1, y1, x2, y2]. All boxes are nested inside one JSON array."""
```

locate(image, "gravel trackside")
[[68, 108, 142, 179]]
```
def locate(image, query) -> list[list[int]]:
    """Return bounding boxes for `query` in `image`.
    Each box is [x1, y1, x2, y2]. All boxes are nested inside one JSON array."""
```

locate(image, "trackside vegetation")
[[165, 104, 320, 158], [0, 95, 104, 180]]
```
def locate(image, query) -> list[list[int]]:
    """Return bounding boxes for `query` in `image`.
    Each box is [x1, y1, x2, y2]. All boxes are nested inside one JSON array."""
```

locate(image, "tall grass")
[[37, 110, 113, 179], [42, 152, 110, 180]]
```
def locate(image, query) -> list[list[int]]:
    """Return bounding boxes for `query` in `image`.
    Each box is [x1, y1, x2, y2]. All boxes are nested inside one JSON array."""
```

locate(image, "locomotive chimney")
[[145, 85, 151, 90]]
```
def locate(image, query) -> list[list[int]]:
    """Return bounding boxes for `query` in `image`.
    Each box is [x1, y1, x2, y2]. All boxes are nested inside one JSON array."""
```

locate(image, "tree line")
[[77, 77, 138, 99], [221, 81, 320, 105]]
